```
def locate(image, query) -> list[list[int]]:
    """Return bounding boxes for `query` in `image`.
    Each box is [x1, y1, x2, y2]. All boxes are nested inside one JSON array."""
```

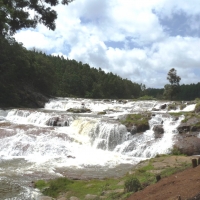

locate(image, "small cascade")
[[90, 123, 127, 151], [5, 109, 74, 127], [115, 114, 184, 158]]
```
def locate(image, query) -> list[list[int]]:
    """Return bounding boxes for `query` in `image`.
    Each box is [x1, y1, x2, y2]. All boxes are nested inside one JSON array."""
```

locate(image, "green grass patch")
[[120, 113, 151, 128], [35, 155, 192, 199], [160, 162, 191, 178]]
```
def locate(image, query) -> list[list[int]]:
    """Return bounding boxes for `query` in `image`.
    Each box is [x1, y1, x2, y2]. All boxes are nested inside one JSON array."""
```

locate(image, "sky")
[[14, 0, 200, 88]]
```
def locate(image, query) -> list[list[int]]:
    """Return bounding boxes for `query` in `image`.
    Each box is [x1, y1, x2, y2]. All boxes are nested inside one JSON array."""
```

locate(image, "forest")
[[1, 35, 200, 108], [0, 36, 142, 107]]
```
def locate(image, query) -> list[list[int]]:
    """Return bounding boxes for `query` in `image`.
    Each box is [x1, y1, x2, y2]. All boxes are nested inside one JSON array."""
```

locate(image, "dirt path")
[[127, 164, 200, 200]]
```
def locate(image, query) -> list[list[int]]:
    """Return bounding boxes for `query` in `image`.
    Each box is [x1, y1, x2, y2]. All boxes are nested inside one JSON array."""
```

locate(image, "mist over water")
[[0, 98, 195, 199]]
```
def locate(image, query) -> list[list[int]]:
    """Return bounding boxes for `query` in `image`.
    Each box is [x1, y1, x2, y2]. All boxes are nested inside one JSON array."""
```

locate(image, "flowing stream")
[[0, 98, 195, 199]]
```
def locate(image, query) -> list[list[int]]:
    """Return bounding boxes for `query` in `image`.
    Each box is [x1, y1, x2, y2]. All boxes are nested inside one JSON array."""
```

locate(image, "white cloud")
[[14, 0, 200, 88]]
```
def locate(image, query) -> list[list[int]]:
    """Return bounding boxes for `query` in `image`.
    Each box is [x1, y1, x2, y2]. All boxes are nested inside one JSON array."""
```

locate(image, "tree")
[[163, 68, 181, 100], [0, 0, 73, 36]]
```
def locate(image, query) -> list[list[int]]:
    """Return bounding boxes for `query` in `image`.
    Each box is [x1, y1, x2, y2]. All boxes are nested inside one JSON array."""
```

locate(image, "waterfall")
[[0, 97, 195, 199]]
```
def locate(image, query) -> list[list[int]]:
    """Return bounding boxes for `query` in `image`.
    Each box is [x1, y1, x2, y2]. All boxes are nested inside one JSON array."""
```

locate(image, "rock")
[[130, 125, 137, 135], [85, 194, 98, 199], [46, 116, 71, 127], [177, 123, 191, 133], [137, 124, 150, 133], [153, 125, 164, 134], [174, 135, 200, 155], [153, 125, 164, 138], [57, 197, 67, 200], [39, 196, 54, 200], [67, 108, 91, 113], [69, 197, 79, 200], [172, 116, 179, 121], [160, 104, 167, 109]]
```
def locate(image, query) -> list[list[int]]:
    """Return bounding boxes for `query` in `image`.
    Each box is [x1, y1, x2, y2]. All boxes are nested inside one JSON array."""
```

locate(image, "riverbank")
[[36, 154, 198, 200]]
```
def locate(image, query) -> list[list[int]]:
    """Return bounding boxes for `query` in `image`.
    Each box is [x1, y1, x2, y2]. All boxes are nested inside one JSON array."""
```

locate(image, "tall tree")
[[0, 0, 73, 35], [163, 68, 181, 100]]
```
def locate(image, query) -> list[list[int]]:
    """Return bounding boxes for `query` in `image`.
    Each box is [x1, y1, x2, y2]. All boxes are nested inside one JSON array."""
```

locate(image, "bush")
[[168, 103, 177, 111], [180, 104, 186, 110], [195, 102, 200, 113], [124, 177, 141, 193], [170, 146, 182, 155]]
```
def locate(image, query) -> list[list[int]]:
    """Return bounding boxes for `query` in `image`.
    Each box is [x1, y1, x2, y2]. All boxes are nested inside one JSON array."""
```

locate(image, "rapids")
[[0, 98, 195, 199]]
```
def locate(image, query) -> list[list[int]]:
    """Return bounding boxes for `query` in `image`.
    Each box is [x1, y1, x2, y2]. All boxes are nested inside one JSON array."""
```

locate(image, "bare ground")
[[127, 159, 200, 200]]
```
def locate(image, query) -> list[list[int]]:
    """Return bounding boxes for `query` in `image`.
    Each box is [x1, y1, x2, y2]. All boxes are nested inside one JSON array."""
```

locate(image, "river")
[[0, 98, 195, 199]]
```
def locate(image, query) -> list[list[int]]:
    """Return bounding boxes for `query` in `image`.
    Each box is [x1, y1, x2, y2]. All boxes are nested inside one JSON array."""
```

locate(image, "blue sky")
[[14, 0, 200, 88]]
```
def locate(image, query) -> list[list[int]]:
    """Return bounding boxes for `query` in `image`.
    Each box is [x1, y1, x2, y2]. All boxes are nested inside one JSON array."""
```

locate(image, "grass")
[[35, 155, 192, 199], [120, 113, 151, 130]]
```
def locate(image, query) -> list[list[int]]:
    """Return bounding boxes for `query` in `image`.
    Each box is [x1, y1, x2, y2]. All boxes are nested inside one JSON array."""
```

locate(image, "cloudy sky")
[[14, 0, 200, 88]]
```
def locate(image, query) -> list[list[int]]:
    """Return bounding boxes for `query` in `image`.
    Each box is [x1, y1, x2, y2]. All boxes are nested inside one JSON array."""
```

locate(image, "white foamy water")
[[0, 98, 196, 199]]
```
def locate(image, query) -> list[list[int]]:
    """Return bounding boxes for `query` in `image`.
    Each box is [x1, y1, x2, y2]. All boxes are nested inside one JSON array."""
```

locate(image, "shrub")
[[124, 177, 141, 193], [35, 180, 47, 190], [195, 102, 200, 113], [180, 104, 186, 110], [168, 103, 177, 111], [170, 146, 182, 155]]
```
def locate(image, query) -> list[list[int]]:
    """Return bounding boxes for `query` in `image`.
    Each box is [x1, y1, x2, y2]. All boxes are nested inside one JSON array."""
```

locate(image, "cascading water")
[[0, 98, 195, 199]]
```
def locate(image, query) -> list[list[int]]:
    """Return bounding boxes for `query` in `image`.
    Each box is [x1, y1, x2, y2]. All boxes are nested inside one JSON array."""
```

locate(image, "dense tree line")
[[146, 84, 200, 101], [0, 36, 141, 107], [1, 35, 200, 107]]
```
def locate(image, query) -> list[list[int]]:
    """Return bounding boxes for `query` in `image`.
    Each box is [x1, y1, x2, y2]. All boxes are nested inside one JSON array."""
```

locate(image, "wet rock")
[[160, 104, 167, 109], [137, 124, 150, 133], [172, 116, 179, 121], [177, 123, 191, 133], [67, 108, 91, 113], [153, 125, 164, 138], [130, 125, 137, 135], [46, 116, 71, 127]]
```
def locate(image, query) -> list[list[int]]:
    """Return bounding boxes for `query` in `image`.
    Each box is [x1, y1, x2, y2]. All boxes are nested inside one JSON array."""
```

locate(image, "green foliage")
[[34, 180, 47, 190], [167, 103, 177, 111], [0, 0, 73, 36], [160, 162, 191, 178], [124, 177, 141, 193], [164, 68, 181, 100], [180, 104, 186, 110], [137, 95, 156, 100], [0, 36, 142, 107], [120, 114, 150, 128], [170, 146, 183, 155], [195, 102, 200, 113], [42, 177, 73, 198], [34, 155, 192, 199]]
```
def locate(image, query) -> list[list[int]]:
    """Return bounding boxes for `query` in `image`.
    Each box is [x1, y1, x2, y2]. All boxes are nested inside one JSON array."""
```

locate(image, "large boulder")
[[174, 135, 200, 155], [177, 123, 191, 133], [177, 117, 200, 133]]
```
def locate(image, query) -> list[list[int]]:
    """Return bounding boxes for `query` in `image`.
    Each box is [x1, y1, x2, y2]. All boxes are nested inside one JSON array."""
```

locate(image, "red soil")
[[127, 165, 200, 200]]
